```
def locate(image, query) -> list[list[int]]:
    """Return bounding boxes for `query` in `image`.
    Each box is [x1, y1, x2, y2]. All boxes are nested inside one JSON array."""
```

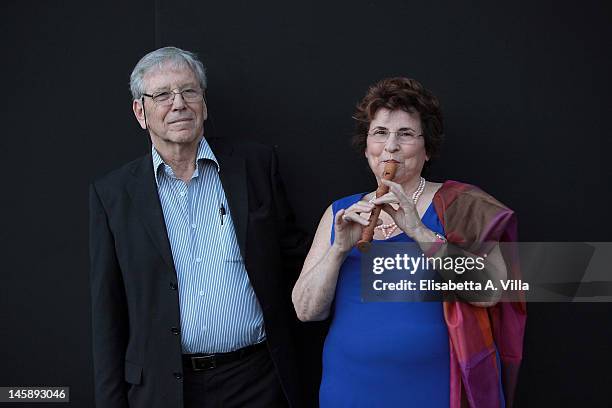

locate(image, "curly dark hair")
[[352, 77, 444, 162]]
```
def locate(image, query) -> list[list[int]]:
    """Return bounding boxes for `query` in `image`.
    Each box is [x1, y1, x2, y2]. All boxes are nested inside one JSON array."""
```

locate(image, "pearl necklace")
[[374, 177, 426, 239]]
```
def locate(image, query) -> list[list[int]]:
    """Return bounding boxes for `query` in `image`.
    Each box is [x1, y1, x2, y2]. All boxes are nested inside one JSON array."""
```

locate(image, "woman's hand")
[[332, 200, 377, 253], [371, 179, 424, 237], [292, 202, 379, 321]]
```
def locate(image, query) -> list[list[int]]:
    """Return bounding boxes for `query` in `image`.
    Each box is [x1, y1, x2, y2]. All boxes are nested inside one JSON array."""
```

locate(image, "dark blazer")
[[89, 138, 308, 408]]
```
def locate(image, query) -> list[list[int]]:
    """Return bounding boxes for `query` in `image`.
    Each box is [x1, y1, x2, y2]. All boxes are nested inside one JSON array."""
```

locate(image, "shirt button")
[[170, 327, 180, 335], [173, 372, 183, 380], [199, 290, 205, 296], [169, 282, 177, 290], [191, 223, 197, 229], [179, 192, 186, 197], [195, 257, 202, 263]]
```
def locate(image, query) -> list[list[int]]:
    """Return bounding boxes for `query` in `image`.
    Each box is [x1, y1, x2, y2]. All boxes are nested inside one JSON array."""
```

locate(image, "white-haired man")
[[90, 47, 307, 408]]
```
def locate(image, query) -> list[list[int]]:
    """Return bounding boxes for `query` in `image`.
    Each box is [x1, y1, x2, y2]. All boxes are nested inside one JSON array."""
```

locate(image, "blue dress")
[[319, 193, 450, 407]]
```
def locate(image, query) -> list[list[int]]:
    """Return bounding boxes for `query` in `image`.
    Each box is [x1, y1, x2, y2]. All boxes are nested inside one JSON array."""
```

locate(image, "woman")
[[292, 77, 526, 407]]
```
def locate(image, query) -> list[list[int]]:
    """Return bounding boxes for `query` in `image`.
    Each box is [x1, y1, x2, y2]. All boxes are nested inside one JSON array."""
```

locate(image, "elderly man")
[[89, 47, 307, 408]]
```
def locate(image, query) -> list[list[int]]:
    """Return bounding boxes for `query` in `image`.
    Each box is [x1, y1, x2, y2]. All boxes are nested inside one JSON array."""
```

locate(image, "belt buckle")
[[191, 355, 217, 371]]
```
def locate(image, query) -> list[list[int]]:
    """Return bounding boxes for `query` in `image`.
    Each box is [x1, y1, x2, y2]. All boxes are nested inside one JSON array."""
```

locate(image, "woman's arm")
[[412, 224, 507, 307], [374, 179, 507, 307], [292, 201, 374, 321]]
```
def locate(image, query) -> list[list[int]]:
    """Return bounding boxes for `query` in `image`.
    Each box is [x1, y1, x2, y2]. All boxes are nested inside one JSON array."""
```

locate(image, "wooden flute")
[[356, 161, 398, 252]]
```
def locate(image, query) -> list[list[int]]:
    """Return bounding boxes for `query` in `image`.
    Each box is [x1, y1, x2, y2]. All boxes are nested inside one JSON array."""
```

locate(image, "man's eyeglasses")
[[142, 88, 203, 106], [368, 129, 423, 145]]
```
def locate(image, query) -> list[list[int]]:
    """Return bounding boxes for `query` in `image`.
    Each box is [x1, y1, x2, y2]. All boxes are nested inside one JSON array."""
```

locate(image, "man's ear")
[[133, 99, 147, 130], [202, 92, 208, 121]]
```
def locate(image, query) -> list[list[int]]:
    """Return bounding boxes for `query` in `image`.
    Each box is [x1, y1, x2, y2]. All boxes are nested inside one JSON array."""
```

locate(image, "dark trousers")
[[183, 346, 288, 408]]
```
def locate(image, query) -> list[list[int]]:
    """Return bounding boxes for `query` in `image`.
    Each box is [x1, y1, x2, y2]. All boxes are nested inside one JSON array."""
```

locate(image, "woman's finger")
[[381, 204, 407, 227], [380, 179, 411, 203], [370, 192, 399, 205], [380, 203, 398, 218], [342, 212, 370, 226], [381, 179, 412, 206], [380, 178, 401, 189], [347, 202, 375, 213], [336, 209, 346, 226]]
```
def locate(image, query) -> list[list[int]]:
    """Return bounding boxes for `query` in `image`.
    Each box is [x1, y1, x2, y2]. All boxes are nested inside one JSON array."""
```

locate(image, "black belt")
[[182, 341, 267, 371]]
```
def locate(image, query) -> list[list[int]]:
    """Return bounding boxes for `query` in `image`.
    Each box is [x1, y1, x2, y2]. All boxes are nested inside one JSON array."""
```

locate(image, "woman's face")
[[365, 107, 429, 185]]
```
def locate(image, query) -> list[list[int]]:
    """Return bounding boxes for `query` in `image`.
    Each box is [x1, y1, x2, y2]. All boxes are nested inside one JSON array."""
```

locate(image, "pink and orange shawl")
[[433, 181, 527, 408]]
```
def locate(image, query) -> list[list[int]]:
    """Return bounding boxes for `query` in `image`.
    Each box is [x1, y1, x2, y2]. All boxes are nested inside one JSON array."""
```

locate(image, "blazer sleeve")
[[270, 146, 311, 289], [89, 183, 129, 408]]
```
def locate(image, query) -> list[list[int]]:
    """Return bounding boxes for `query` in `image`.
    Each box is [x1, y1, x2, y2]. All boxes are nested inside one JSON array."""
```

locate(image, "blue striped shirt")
[[152, 138, 265, 353]]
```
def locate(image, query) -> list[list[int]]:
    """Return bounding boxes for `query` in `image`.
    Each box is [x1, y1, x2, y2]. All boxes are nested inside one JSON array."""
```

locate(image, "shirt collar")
[[151, 137, 220, 186]]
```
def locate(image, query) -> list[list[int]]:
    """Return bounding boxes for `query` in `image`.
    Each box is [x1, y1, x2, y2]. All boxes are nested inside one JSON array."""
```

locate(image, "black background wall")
[[1, 1, 611, 407]]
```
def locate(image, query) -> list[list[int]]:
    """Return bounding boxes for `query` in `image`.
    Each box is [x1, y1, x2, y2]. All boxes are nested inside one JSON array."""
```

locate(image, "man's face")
[[133, 62, 207, 148]]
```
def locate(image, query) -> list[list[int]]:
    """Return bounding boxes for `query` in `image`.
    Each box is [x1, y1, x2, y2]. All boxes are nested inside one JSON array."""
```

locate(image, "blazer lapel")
[[209, 139, 248, 260], [126, 154, 177, 275]]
